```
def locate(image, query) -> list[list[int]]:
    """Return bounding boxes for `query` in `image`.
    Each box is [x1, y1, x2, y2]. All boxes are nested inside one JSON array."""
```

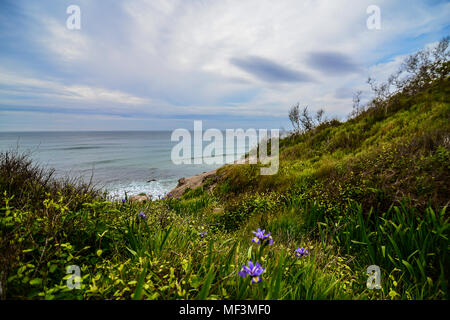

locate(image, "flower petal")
[[238, 270, 247, 278], [252, 276, 261, 283]]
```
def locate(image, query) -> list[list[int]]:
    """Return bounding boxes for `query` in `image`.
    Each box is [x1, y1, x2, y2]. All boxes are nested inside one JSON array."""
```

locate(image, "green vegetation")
[[1, 40, 449, 300]]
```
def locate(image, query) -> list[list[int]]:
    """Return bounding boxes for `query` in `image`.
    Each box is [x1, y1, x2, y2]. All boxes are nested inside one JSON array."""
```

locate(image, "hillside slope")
[[1, 45, 449, 300], [168, 76, 450, 299], [212, 77, 449, 212]]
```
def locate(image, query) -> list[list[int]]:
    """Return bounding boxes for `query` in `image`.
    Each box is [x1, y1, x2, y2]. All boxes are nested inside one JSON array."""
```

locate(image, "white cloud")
[[1, 0, 449, 129], [39, 18, 91, 63], [0, 67, 149, 107]]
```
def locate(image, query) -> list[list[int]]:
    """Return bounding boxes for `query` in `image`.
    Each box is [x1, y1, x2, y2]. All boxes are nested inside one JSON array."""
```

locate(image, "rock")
[[212, 207, 224, 214], [169, 169, 218, 198], [129, 195, 150, 203], [147, 178, 156, 182], [177, 177, 186, 187]]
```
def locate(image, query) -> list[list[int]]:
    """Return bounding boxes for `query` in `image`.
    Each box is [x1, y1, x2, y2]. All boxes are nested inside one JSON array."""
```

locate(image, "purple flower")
[[139, 212, 147, 219], [168, 193, 173, 197], [122, 199, 126, 204], [252, 228, 273, 245], [295, 247, 309, 257], [238, 260, 265, 283], [200, 231, 207, 239]]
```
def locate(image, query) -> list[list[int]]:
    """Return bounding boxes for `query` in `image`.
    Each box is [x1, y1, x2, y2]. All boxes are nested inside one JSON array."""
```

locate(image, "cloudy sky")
[[0, 0, 449, 131]]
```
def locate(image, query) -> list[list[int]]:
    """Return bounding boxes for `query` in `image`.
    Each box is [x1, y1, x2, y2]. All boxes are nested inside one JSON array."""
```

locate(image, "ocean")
[[0, 131, 253, 199]]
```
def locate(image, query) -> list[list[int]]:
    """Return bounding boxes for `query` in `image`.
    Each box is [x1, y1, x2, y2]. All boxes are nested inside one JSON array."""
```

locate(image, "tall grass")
[[296, 201, 449, 299]]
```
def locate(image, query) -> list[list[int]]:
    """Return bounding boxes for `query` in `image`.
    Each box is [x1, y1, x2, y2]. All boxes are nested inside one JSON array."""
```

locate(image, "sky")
[[0, 0, 449, 131]]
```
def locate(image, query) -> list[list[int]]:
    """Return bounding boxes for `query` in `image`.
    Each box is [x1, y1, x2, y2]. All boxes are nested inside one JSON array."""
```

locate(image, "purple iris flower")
[[139, 212, 147, 219], [238, 260, 265, 283], [200, 231, 207, 238], [121, 199, 126, 204], [295, 247, 309, 257], [252, 228, 273, 245]]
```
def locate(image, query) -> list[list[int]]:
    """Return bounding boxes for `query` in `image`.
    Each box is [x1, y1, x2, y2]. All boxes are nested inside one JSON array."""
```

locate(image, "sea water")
[[0, 131, 252, 199]]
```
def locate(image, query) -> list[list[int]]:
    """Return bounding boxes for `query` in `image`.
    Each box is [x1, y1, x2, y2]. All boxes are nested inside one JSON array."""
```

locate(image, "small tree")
[[289, 103, 326, 134], [300, 106, 314, 132], [289, 103, 301, 133], [349, 90, 364, 118], [315, 108, 325, 125], [367, 36, 450, 114]]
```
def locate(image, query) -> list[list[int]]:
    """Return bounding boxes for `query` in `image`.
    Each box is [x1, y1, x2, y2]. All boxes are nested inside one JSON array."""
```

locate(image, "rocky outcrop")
[[168, 169, 218, 198], [129, 195, 152, 203]]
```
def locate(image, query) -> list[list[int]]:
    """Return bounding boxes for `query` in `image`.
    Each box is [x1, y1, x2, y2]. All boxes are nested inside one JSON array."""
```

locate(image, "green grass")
[[216, 78, 450, 211], [1, 77, 449, 300], [3, 186, 447, 299]]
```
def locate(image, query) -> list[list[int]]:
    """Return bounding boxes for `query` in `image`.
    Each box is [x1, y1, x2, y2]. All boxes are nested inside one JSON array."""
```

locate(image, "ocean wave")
[[105, 179, 179, 200], [82, 159, 119, 165], [60, 146, 103, 151]]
